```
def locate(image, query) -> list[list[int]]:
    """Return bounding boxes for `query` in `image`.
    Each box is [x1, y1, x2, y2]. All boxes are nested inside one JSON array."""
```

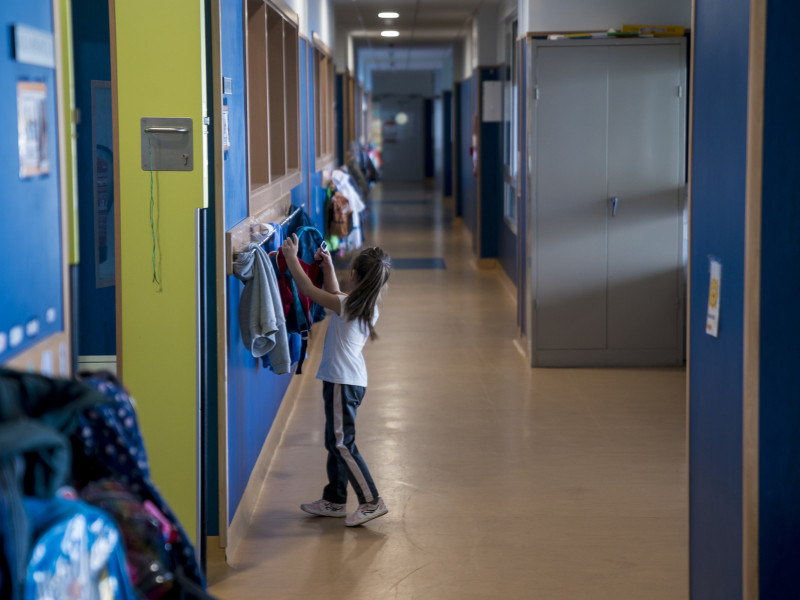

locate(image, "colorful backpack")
[[329, 192, 352, 238], [269, 225, 328, 373]]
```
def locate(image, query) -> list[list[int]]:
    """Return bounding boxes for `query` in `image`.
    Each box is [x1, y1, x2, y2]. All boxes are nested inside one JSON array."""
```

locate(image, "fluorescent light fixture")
[[381, 30, 400, 37], [378, 11, 399, 18]]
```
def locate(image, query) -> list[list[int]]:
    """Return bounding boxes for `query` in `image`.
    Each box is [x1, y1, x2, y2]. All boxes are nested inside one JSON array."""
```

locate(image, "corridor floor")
[[208, 182, 688, 599]]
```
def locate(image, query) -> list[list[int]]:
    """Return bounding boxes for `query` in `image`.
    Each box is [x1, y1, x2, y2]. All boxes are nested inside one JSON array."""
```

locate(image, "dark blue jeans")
[[322, 381, 379, 505]]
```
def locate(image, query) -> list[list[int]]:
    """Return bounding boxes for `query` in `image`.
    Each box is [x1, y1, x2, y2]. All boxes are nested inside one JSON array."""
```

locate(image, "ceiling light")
[[378, 11, 399, 19], [381, 30, 399, 37]]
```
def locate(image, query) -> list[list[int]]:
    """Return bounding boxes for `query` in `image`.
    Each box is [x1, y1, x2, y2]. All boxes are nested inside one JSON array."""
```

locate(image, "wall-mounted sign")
[[13, 24, 55, 69], [706, 257, 722, 337], [17, 81, 50, 179], [222, 104, 230, 151], [482, 81, 503, 122]]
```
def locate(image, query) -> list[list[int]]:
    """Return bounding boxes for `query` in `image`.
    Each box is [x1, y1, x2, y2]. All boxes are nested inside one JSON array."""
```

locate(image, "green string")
[[148, 134, 161, 290]]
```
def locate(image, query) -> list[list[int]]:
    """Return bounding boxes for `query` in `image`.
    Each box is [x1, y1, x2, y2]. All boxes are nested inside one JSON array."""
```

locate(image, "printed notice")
[[222, 105, 231, 151], [17, 81, 50, 178], [706, 257, 721, 337]]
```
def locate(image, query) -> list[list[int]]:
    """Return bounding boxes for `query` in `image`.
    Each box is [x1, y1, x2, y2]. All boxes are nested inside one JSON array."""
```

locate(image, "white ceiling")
[[337, 0, 502, 78], [333, 0, 497, 45]]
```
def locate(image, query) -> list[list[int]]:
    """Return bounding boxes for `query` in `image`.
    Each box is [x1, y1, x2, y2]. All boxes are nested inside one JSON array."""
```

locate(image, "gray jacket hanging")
[[232, 243, 290, 374]]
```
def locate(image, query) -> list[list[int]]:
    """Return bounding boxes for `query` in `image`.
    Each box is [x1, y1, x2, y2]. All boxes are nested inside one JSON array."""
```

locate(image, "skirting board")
[[225, 320, 328, 562], [496, 263, 517, 301]]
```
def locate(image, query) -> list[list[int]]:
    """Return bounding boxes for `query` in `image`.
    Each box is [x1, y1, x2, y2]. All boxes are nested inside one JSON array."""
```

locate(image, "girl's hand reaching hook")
[[281, 233, 299, 261]]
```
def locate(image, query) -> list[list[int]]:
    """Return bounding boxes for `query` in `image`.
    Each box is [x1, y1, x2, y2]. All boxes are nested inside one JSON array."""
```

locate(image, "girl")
[[280, 235, 392, 527]]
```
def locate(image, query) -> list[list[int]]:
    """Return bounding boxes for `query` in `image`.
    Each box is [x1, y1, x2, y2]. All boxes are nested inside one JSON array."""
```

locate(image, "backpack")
[[24, 494, 138, 600], [329, 192, 352, 238], [269, 225, 327, 373]]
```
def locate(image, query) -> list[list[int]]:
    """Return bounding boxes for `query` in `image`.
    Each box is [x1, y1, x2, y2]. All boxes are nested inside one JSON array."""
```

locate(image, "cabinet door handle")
[[611, 197, 619, 217]]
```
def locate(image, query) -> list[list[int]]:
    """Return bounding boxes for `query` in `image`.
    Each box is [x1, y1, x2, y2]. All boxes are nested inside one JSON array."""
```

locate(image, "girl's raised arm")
[[281, 234, 343, 314]]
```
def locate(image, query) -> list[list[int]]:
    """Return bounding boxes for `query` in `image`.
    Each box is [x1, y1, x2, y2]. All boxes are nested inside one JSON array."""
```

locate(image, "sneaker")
[[300, 499, 346, 518], [345, 498, 388, 527]]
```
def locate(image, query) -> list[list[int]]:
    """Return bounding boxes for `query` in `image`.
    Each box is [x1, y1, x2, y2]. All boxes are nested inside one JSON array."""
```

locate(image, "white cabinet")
[[526, 39, 687, 366]]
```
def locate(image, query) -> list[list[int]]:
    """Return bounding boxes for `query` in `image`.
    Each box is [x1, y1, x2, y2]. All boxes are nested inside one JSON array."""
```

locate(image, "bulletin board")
[[0, 8, 71, 376]]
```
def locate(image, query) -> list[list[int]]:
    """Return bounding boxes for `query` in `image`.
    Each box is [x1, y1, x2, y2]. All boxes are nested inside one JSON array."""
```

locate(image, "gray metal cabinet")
[[526, 39, 687, 366]]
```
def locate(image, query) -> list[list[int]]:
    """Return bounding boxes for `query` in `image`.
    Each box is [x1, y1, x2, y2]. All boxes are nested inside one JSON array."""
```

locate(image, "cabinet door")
[[534, 47, 608, 350], [607, 44, 685, 352]]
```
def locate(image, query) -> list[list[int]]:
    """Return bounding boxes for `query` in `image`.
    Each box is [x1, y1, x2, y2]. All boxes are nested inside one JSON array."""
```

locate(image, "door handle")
[[610, 197, 619, 217]]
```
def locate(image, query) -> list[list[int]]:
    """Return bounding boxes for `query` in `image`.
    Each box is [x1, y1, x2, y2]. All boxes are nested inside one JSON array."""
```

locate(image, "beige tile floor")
[[208, 182, 688, 599]]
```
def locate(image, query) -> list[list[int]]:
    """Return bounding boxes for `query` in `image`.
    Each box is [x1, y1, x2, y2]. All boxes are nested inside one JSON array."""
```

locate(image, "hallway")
[[208, 181, 688, 599]]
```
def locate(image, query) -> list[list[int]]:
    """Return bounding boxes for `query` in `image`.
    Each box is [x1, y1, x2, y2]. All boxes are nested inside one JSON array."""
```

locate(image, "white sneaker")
[[345, 498, 388, 527], [300, 499, 346, 518]]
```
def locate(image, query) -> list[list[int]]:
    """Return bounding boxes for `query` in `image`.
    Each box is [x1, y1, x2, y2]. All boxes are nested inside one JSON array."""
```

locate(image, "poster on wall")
[[92, 81, 115, 288], [17, 81, 50, 179]]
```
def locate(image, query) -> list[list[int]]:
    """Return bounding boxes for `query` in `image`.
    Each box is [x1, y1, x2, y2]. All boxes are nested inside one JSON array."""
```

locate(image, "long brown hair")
[[344, 247, 391, 340]]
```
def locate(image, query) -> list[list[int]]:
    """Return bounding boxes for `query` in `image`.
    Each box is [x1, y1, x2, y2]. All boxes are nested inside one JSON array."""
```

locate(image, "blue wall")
[[72, 0, 114, 356], [0, 3, 64, 363], [306, 47, 326, 233], [458, 76, 477, 242], [457, 68, 509, 269], [518, 39, 527, 333], [498, 219, 516, 283], [759, 1, 800, 595], [477, 67, 502, 260], [290, 38, 310, 212], [443, 90, 453, 198], [219, 0, 293, 527], [221, 0, 247, 231], [219, 6, 328, 528], [689, 1, 750, 597], [335, 74, 344, 166], [423, 98, 434, 178]]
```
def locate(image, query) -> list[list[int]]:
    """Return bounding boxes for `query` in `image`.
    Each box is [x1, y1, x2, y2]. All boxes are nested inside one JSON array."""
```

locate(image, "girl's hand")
[[315, 246, 333, 267], [281, 234, 299, 260]]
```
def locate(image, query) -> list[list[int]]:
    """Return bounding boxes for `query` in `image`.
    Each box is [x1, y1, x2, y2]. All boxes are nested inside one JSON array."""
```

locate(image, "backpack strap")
[[286, 276, 311, 374]]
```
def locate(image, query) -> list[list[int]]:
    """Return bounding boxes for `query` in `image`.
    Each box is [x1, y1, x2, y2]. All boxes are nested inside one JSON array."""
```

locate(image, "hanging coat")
[[232, 243, 291, 373]]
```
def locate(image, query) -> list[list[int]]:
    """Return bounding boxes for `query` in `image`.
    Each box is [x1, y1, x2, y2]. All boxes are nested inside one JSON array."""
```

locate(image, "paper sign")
[[706, 258, 721, 337], [41, 351, 54, 376], [482, 81, 503, 122], [17, 81, 50, 178], [222, 105, 230, 151], [13, 24, 55, 68]]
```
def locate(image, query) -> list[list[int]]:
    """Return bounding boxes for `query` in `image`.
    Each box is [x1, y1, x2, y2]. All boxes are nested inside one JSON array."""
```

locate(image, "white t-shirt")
[[316, 294, 378, 387]]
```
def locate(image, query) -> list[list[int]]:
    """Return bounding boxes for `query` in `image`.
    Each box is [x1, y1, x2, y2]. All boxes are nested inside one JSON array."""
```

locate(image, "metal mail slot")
[[141, 117, 193, 171]]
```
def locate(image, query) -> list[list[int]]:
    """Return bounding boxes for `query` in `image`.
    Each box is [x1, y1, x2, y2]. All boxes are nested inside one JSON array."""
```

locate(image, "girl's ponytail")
[[344, 247, 391, 340]]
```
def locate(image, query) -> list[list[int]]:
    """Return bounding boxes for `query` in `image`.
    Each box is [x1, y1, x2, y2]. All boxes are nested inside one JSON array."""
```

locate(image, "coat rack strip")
[[226, 193, 293, 275]]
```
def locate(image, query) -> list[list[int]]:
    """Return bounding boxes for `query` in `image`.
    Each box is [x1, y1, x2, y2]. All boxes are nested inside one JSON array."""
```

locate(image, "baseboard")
[[496, 264, 517, 301], [476, 257, 498, 270], [224, 322, 328, 562], [512, 336, 528, 360]]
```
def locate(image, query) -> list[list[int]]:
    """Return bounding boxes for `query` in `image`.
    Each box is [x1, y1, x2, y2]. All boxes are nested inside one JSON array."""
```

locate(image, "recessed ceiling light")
[[381, 30, 399, 37], [378, 11, 399, 19]]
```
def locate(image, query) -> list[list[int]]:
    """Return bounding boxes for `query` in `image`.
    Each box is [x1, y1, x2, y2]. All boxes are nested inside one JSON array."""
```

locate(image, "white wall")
[[334, 28, 354, 73], [521, 0, 691, 33], [476, 4, 499, 66], [497, 0, 517, 64], [285, 0, 334, 46]]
